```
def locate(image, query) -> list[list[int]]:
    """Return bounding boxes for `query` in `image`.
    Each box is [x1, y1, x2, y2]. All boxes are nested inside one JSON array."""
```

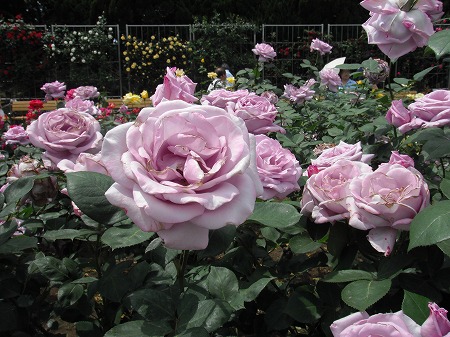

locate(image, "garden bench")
[[11, 100, 57, 113]]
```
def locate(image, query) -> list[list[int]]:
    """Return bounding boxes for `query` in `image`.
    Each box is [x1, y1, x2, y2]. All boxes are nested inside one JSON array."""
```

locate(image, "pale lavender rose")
[[348, 163, 430, 255], [57, 152, 108, 175], [252, 43, 276, 62], [260, 91, 279, 105], [319, 68, 342, 92], [331, 310, 421, 337], [361, 0, 443, 61], [406, 90, 450, 129], [65, 97, 99, 115], [311, 141, 374, 172], [282, 79, 316, 105], [2, 125, 30, 145], [200, 89, 250, 108], [310, 38, 332, 55], [151, 67, 198, 106], [301, 160, 373, 224], [27, 108, 103, 166], [386, 99, 413, 132], [255, 135, 301, 200], [387, 151, 415, 168], [73, 86, 100, 100], [102, 100, 263, 250], [41, 80, 66, 101], [227, 93, 285, 134], [421, 303, 450, 337]]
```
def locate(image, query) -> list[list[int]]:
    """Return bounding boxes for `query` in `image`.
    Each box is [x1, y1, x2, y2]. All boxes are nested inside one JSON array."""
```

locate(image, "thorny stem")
[[177, 250, 189, 293]]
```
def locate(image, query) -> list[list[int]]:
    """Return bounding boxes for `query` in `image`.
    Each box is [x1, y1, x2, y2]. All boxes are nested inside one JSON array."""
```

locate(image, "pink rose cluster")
[[151, 67, 197, 106], [282, 79, 316, 105], [301, 143, 429, 256], [201, 89, 285, 135], [319, 68, 342, 92], [101, 100, 263, 250], [41, 80, 66, 101], [386, 90, 450, 133], [331, 302, 450, 337], [252, 43, 277, 62], [361, 0, 444, 61], [310, 38, 333, 55]]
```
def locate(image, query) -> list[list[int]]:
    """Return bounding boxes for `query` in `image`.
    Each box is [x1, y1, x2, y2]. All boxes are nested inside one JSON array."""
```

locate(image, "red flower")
[[28, 99, 44, 110]]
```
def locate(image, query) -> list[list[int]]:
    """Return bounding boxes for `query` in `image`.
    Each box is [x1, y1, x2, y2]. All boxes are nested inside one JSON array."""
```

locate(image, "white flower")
[[64, 41, 68, 45], [71, 57, 76, 62], [69, 40, 73, 45], [81, 59, 86, 63], [70, 52, 73, 56], [72, 31, 77, 35], [71, 48, 75, 52], [108, 34, 113, 39], [108, 27, 113, 31], [88, 30, 93, 34]]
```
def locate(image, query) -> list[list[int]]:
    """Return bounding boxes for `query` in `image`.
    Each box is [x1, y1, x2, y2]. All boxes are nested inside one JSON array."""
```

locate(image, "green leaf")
[[336, 63, 362, 70], [206, 266, 239, 302], [4, 176, 35, 203], [30, 256, 69, 283], [101, 225, 154, 250], [413, 66, 436, 81], [43, 229, 96, 241], [437, 238, 450, 257], [427, 29, 450, 59], [285, 289, 322, 323], [0, 221, 18, 246], [0, 236, 37, 254], [248, 202, 300, 229], [57, 283, 84, 306], [422, 138, 450, 160], [323, 270, 375, 283], [406, 128, 444, 143], [66, 172, 127, 224], [441, 179, 450, 200], [402, 290, 430, 325], [409, 201, 450, 251], [175, 328, 209, 337], [104, 320, 172, 337], [260, 227, 280, 243], [124, 288, 175, 321], [327, 222, 348, 257], [0, 302, 17, 331], [327, 127, 344, 137], [98, 261, 133, 302], [341, 279, 391, 311], [197, 226, 236, 258], [289, 233, 322, 254]]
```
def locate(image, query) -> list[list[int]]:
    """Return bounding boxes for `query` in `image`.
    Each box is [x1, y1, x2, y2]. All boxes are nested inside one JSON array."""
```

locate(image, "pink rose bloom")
[[319, 68, 342, 92], [27, 108, 103, 166], [282, 79, 316, 105], [255, 135, 301, 200], [58, 152, 108, 175], [65, 88, 76, 101], [301, 160, 373, 224], [360, 0, 443, 61], [311, 141, 374, 172], [260, 91, 279, 105], [65, 97, 99, 115], [2, 125, 30, 145], [252, 43, 276, 62], [227, 93, 285, 134], [310, 38, 333, 55], [348, 163, 430, 255], [41, 80, 66, 101], [388, 151, 415, 168], [386, 99, 413, 132], [331, 310, 421, 337], [421, 303, 450, 337], [200, 89, 250, 108], [151, 67, 198, 106], [407, 89, 450, 129], [101, 100, 263, 250], [73, 86, 100, 100]]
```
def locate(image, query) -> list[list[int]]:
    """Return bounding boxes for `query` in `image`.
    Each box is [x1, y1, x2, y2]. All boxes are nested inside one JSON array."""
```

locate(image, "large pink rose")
[[310, 38, 332, 55], [421, 303, 450, 337], [348, 163, 430, 255], [319, 68, 342, 92], [407, 90, 450, 129], [252, 43, 276, 62], [200, 89, 250, 108], [255, 135, 301, 200], [2, 125, 30, 145], [311, 141, 374, 171], [282, 79, 316, 105], [151, 67, 198, 106], [360, 0, 443, 61], [101, 100, 262, 250], [386, 99, 413, 132], [331, 311, 421, 337], [227, 93, 285, 134], [26, 108, 103, 166], [301, 160, 373, 224]]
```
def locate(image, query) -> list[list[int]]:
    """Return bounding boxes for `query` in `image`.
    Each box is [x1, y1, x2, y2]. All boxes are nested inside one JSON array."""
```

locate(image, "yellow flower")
[[153, 54, 159, 59], [168, 36, 173, 41], [163, 38, 167, 42], [123, 51, 127, 56], [151, 35, 155, 40], [126, 67, 130, 72], [201, 58, 205, 63], [131, 63, 137, 69], [414, 93, 424, 99], [175, 69, 185, 77], [376, 92, 385, 98], [227, 77, 235, 84], [126, 42, 131, 46], [123, 93, 142, 105], [142, 51, 147, 55], [207, 72, 217, 79], [182, 55, 186, 59], [127, 35, 131, 39], [125, 57, 130, 61], [172, 56, 176, 60], [140, 90, 149, 99], [357, 80, 363, 85], [120, 35, 125, 40], [167, 59, 171, 64]]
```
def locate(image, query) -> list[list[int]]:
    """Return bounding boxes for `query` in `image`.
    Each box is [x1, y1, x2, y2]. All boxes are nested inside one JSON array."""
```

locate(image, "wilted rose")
[[102, 100, 262, 250], [151, 67, 197, 106], [252, 43, 276, 62], [255, 135, 301, 200], [27, 108, 103, 166]]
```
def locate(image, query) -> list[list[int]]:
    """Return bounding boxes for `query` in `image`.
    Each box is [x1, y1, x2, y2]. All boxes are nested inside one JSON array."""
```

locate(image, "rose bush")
[[101, 100, 262, 250]]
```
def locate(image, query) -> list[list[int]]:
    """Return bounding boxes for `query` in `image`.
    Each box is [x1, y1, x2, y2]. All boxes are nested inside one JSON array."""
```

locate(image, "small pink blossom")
[[151, 67, 197, 106], [252, 43, 277, 62]]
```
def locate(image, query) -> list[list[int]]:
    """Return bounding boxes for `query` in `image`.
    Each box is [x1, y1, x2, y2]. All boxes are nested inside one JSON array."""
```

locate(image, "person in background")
[[222, 63, 234, 88], [207, 67, 227, 92], [338, 69, 357, 91]]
